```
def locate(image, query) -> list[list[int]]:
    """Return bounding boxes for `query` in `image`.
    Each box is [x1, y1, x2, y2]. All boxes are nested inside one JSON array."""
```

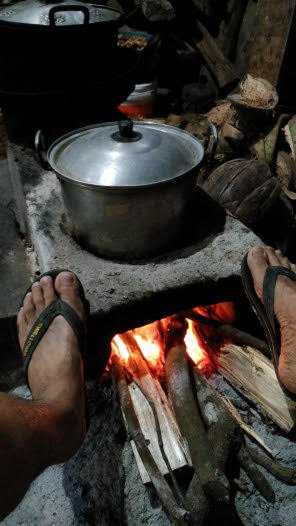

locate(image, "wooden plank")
[[215, 344, 296, 432], [193, 19, 239, 91], [247, 0, 296, 86], [128, 377, 191, 484], [114, 335, 191, 484]]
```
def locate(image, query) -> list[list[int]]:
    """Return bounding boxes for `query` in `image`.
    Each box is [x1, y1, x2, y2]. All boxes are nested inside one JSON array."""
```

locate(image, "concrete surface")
[[0, 159, 32, 382], [0, 159, 31, 319], [9, 143, 261, 339], [3, 376, 296, 526]]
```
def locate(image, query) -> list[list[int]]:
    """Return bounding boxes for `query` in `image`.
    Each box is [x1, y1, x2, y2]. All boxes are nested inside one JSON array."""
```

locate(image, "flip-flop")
[[21, 269, 90, 385], [241, 254, 296, 400]]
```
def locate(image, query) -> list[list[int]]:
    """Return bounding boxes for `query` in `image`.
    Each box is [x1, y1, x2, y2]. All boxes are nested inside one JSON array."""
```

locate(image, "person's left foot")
[[247, 246, 296, 395], [17, 272, 87, 462]]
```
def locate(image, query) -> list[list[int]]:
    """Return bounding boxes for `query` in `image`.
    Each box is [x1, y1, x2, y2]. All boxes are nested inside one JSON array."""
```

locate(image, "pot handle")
[[49, 5, 90, 26], [34, 130, 50, 170]]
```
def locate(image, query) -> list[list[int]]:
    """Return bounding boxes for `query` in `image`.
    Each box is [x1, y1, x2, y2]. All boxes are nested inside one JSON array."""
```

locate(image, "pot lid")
[[48, 120, 204, 189], [0, 1, 121, 26]]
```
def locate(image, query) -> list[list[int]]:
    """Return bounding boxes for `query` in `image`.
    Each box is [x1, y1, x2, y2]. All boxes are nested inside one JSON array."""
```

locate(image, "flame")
[[133, 333, 161, 367], [184, 318, 208, 371], [194, 302, 236, 324], [112, 334, 130, 363], [109, 302, 235, 376]]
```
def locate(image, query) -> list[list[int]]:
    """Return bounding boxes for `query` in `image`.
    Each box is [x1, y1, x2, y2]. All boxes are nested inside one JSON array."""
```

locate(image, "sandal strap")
[[23, 298, 86, 382], [263, 266, 296, 334]]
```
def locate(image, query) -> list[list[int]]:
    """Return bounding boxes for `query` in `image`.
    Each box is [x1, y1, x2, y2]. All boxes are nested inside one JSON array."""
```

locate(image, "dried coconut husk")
[[252, 114, 290, 166], [284, 116, 296, 160], [202, 158, 280, 228], [276, 151, 296, 200], [228, 74, 279, 111], [206, 101, 236, 128]]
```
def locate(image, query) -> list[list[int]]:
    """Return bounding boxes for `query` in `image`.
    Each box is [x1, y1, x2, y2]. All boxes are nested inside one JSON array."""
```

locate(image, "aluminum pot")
[[43, 120, 205, 260]]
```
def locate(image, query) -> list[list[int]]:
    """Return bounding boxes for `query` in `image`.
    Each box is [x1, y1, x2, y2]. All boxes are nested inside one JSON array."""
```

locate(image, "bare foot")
[[247, 246, 296, 394], [17, 272, 86, 461]]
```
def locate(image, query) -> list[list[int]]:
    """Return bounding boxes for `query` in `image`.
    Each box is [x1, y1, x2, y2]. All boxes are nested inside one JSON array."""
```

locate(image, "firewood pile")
[[110, 309, 296, 525], [117, 0, 296, 256]]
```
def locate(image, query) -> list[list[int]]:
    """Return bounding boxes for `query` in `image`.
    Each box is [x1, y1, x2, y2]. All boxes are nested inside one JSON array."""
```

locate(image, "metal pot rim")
[[0, 4, 122, 29], [47, 121, 205, 190]]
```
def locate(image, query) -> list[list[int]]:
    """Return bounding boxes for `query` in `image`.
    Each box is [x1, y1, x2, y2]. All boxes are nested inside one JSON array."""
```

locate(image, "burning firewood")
[[110, 302, 296, 523], [192, 369, 277, 503], [215, 343, 296, 432], [113, 356, 190, 525], [193, 369, 242, 474], [165, 340, 230, 505]]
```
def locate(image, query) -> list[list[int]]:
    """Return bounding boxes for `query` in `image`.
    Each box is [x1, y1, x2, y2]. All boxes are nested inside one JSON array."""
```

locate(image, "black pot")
[[0, 1, 126, 93], [2, 48, 139, 143]]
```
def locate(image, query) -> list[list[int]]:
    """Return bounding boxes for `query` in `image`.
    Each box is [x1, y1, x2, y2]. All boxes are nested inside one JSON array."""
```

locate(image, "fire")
[[194, 302, 236, 324], [109, 302, 235, 376], [112, 334, 130, 363], [133, 333, 161, 367], [184, 319, 205, 368]]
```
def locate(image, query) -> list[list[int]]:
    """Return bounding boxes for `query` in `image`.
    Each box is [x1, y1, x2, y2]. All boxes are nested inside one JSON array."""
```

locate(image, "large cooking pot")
[[40, 120, 205, 260], [0, 1, 125, 94]]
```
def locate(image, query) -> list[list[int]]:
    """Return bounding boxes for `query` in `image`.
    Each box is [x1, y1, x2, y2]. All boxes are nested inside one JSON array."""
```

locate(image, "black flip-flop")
[[22, 269, 90, 385], [241, 254, 296, 400]]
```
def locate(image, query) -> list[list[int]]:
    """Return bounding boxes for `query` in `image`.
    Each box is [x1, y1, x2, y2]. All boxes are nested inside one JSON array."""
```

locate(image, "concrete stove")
[[8, 142, 260, 337]]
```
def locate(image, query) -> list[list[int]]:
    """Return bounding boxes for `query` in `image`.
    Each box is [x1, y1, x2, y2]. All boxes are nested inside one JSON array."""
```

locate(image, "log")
[[247, 446, 296, 485], [214, 344, 296, 432], [217, 0, 247, 60], [246, 0, 296, 87], [113, 358, 190, 525], [165, 344, 229, 505], [192, 19, 239, 92], [116, 335, 191, 485], [238, 447, 275, 503], [193, 369, 242, 473]]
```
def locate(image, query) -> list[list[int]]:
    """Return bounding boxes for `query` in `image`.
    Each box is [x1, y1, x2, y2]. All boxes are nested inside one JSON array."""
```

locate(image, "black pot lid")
[[48, 120, 205, 189], [0, 1, 122, 26]]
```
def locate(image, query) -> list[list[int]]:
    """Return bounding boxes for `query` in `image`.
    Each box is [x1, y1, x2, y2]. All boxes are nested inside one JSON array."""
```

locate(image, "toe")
[[247, 246, 269, 300], [275, 249, 291, 269], [31, 281, 45, 312], [17, 306, 25, 329], [265, 246, 281, 266], [23, 292, 36, 321], [40, 276, 56, 307], [55, 272, 85, 321]]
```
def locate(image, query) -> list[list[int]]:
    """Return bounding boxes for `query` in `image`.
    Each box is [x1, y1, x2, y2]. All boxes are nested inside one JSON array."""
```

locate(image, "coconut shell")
[[228, 74, 278, 111], [202, 159, 280, 227]]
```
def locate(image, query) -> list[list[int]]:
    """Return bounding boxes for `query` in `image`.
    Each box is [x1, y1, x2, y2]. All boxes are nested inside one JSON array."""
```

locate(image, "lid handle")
[[112, 120, 142, 143], [49, 5, 90, 26]]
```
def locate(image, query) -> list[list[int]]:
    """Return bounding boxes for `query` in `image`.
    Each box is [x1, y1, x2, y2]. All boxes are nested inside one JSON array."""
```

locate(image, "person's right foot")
[[17, 271, 87, 462], [247, 246, 296, 395]]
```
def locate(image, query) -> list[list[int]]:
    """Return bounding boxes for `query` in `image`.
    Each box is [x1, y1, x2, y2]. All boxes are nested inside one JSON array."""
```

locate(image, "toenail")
[[59, 272, 76, 284], [40, 276, 52, 285]]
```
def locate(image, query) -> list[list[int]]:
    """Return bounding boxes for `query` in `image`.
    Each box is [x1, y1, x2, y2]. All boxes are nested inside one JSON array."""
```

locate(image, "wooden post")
[[246, 0, 296, 86]]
